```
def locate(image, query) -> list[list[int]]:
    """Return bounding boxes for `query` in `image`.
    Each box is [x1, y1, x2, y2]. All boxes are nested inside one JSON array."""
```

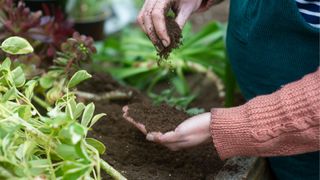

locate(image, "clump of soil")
[[155, 17, 182, 60], [127, 103, 189, 132]]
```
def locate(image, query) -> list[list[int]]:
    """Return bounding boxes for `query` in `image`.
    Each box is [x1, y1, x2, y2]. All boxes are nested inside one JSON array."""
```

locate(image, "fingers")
[[137, 1, 148, 33], [175, 3, 194, 29], [140, 0, 159, 47], [147, 131, 189, 151], [151, 0, 171, 47], [122, 106, 147, 135], [138, 0, 172, 48]]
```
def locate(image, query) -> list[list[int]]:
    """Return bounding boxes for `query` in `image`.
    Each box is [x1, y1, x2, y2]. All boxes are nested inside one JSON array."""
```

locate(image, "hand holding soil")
[[122, 103, 212, 151]]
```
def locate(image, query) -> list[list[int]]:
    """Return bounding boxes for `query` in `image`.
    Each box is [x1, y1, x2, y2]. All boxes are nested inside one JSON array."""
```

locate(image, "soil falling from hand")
[[155, 17, 182, 60]]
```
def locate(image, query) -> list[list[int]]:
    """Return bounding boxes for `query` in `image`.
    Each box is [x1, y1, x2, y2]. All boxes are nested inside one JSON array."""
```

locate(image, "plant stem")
[[100, 160, 127, 180], [75, 91, 132, 101], [33, 95, 52, 110]]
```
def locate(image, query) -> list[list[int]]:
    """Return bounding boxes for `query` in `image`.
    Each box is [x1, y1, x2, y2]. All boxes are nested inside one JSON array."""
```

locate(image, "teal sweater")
[[226, 0, 319, 179]]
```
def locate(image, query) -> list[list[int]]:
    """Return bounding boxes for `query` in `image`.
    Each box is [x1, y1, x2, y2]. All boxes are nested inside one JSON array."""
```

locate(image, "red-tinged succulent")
[[54, 32, 97, 72], [0, 0, 74, 61]]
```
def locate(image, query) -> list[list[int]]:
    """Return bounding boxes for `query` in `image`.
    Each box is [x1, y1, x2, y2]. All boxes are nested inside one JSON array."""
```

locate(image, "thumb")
[[175, 3, 199, 29]]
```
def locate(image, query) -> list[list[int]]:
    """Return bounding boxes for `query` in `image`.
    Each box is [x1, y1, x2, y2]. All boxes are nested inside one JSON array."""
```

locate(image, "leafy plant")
[[0, 37, 125, 179]]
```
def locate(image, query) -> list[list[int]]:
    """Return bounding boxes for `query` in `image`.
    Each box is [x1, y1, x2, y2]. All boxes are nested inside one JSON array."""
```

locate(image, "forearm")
[[210, 68, 320, 160], [198, 0, 225, 11]]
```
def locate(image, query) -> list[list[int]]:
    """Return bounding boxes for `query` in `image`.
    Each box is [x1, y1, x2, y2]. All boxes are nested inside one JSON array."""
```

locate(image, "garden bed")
[[78, 73, 266, 180]]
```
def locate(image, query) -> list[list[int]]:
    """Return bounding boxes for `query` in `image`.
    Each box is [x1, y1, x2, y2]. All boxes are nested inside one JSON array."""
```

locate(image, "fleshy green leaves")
[[39, 75, 55, 89], [81, 103, 95, 127], [68, 70, 92, 88], [0, 38, 123, 179], [86, 138, 106, 154], [0, 36, 34, 55], [11, 66, 26, 87], [1, 88, 16, 103]]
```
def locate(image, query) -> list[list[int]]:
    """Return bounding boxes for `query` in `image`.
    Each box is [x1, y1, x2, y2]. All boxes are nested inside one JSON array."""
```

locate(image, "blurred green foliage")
[[93, 21, 236, 110]]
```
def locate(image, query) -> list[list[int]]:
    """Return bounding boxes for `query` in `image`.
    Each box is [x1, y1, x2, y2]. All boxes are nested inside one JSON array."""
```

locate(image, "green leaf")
[[24, 80, 38, 99], [11, 66, 26, 87], [1, 88, 16, 102], [56, 144, 79, 160], [46, 87, 62, 104], [58, 122, 86, 145], [0, 36, 34, 55], [67, 70, 92, 88], [108, 67, 155, 79], [28, 159, 50, 176], [0, 58, 11, 70], [86, 138, 106, 154], [186, 108, 205, 116], [39, 75, 54, 89], [17, 105, 32, 120], [171, 76, 189, 96], [75, 140, 90, 162], [89, 113, 106, 128], [50, 114, 70, 129], [66, 98, 77, 119], [74, 103, 85, 120], [61, 162, 91, 180], [81, 103, 95, 128], [69, 123, 86, 144]]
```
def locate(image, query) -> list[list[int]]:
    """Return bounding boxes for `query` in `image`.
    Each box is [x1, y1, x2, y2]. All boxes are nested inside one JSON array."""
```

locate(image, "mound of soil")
[[127, 103, 189, 132], [80, 73, 225, 179], [155, 17, 182, 60]]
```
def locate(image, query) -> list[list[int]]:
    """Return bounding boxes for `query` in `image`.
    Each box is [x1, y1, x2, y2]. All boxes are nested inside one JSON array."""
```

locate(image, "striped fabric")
[[296, 0, 320, 28]]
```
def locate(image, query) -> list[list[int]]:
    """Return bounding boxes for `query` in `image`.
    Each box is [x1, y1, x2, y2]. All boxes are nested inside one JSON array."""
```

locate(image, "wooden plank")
[[215, 157, 274, 180]]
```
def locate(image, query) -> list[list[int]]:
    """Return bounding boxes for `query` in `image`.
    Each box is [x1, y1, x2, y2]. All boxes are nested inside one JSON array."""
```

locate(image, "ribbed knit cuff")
[[210, 105, 256, 160]]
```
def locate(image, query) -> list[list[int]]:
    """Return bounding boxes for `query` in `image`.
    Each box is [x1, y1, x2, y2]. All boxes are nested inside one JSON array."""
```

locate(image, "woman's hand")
[[137, 0, 203, 47], [123, 105, 212, 151]]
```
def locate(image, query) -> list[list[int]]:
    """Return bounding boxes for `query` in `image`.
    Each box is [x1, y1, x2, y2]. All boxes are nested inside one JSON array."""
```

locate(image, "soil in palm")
[[127, 103, 189, 132]]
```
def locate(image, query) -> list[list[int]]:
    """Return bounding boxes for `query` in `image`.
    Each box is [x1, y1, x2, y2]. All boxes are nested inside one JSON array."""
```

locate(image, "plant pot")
[[24, 0, 60, 12], [73, 19, 106, 41], [71, 12, 110, 41]]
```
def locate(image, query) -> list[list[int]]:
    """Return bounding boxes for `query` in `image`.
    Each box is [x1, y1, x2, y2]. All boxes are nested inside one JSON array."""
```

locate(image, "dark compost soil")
[[127, 103, 189, 133], [80, 73, 225, 180], [155, 17, 182, 60]]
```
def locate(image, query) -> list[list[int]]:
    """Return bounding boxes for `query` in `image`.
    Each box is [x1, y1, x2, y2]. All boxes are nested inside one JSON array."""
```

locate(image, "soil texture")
[[127, 103, 189, 132], [80, 73, 225, 179], [155, 17, 182, 60]]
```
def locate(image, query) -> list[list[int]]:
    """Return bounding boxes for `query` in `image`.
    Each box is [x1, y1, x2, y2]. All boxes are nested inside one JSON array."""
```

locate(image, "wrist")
[[198, 112, 212, 141]]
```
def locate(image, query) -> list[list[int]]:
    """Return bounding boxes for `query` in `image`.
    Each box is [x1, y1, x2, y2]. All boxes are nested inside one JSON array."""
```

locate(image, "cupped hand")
[[123, 105, 148, 135], [146, 112, 212, 151], [137, 0, 203, 47], [123, 105, 212, 151]]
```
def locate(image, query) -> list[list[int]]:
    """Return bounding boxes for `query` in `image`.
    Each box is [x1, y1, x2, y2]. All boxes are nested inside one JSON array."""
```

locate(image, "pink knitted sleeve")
[[210, 68, 320, 160]]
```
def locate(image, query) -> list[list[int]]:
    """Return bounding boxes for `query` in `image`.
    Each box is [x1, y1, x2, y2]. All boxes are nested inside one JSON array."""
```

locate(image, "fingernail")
[[146, 134, 154, 141], [162, 40, 169, 47]]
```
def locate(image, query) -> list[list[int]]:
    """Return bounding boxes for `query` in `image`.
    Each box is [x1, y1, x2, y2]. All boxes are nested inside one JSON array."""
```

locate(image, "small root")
[[75, 90, 133, 101]]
